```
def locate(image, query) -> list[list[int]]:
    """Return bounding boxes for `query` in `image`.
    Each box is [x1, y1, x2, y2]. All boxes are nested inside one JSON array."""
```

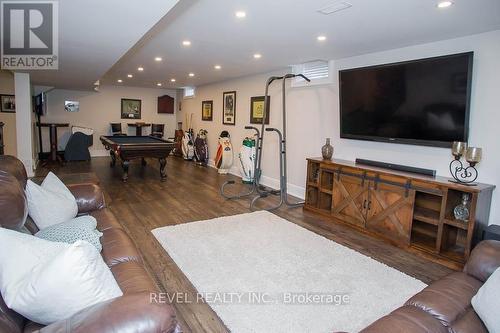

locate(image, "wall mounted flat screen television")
[[339, 52, 473, 148]]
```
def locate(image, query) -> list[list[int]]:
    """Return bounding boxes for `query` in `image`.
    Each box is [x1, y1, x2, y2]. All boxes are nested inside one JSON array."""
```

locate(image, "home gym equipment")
[[220, 73, 310, 210], [194, 129, 209, 166], [238, 137, 256, 184], [215, 131, 233, 174]]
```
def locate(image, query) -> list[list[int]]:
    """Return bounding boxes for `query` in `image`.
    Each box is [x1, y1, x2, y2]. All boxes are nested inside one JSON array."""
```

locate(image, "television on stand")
[[339, 52, 473, 148]]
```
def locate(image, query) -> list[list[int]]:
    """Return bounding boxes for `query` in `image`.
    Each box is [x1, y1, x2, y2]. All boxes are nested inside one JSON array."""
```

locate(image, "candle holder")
[[449, 141, 481, 186]]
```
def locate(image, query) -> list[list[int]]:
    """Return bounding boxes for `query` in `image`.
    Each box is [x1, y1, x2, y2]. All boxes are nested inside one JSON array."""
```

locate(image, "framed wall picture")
[[202, 100, 213, 121], [64, 101, 79, 112], [222, 91, 236, 125], [250, 96, 270, 124], [121, 98, 141, 119], [0, 95, 16, 113]]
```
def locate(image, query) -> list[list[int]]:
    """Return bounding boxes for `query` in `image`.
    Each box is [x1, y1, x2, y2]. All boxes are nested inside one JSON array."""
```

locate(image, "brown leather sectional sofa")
[[0, 156, 179, 333], [360, 240, 500, 332]]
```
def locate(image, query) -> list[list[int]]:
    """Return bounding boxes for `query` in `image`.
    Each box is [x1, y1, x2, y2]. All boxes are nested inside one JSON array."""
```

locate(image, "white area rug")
[[152, 211, 426, 333]]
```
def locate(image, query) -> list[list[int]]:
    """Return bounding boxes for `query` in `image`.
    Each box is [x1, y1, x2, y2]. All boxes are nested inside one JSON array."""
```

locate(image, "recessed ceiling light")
[[117, 79, 123, 83], [253, 53, 262, 59], [214, 65, 221, 70], [317, 35, 327, 42], [154, 57, 162, 62], [182, 40, 191, 46], [188, 73, 195, 77], [170, 78, 176, 82], [437, 1, 453, 8], [156, 82, 162, 86], [137, 67, 144, 71], [127, 74, 133, 78], [235, 11, 246, 18]]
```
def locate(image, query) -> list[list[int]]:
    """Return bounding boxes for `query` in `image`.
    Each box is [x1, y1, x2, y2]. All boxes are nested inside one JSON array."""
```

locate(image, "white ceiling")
[[31, 0, 500, 90], [27, 0, 179, 90]]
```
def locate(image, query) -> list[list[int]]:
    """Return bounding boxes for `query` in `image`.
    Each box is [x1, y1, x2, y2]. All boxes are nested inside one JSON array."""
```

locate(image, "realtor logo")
[[1, 1, 58, 70]]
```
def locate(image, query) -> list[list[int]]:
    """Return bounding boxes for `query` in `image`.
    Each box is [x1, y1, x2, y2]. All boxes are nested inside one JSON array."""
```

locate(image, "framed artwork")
[[250, 96, 270, 124], [121, 98, 141, 119], [222, 91, 236, 125], [1, 95, 16, 113], [65, 101, 80, 112], [202, 100, 213, 121]]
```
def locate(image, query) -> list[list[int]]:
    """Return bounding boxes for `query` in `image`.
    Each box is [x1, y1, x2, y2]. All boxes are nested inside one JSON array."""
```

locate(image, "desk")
[[37, 123, 69, 164], [127, 122, 151, 136], [100, 135, 174, 182]]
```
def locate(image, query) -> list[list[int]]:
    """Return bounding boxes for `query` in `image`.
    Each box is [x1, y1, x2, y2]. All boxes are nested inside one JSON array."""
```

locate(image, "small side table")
[[37, 122, 69, 164], [483, 225, 500, 241]]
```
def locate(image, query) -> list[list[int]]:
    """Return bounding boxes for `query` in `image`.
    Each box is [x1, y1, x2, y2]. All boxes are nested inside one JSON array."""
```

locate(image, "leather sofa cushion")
[[360, 305, 448, 333], [100, 228, 142, 267], [37, 292, 177, 333], [464, 240, 500, 283], [0, 171, 27, 231], [67, 184, 105, 214], [91, 209, 123, 232], [405, 272, 482, 327], [0, 156, 28, 189], [449, 307, 488, 333], [110, 261, 158, 294], [23, 321, 43, 333], [1, 292, 24, 333]]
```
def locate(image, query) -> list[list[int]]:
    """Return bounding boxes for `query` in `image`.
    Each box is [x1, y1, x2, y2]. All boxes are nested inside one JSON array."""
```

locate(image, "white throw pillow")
[[25, 172, 78, 230], [0, 227, 66, 291], [471, 267, 500, 333], [0, 227, 123, 325]]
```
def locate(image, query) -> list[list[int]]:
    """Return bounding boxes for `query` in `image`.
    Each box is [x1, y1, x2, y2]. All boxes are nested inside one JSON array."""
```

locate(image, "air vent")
[[317, 1, 352, 15]]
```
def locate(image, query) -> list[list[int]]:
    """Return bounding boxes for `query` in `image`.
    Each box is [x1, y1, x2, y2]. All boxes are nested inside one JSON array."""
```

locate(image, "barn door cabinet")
[[304, 158, 495, 268]]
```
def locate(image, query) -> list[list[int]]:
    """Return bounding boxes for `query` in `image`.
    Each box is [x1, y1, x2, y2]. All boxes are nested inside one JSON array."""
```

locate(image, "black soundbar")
[[355, 158, 436, 177]]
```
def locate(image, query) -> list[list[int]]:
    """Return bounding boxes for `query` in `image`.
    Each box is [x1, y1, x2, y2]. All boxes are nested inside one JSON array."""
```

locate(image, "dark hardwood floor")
[[35, 156, 453, 333]]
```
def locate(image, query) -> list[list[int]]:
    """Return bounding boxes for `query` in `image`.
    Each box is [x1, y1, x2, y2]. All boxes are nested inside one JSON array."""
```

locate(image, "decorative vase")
[[321, 138, 333, 160], [454, 193, 470, 221]]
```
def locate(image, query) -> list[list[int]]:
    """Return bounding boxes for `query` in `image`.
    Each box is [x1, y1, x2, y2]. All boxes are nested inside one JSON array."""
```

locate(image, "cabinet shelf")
[[444, 218, 468, 230], [413, 206, 440, 226]]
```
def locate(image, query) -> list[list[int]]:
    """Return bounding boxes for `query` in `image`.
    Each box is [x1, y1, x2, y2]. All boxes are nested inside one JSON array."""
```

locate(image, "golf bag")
[[194, 129, 209, 166], [238, 137, 256, 183], [182, 128, 194, 160], [215, 131, 233, 174]]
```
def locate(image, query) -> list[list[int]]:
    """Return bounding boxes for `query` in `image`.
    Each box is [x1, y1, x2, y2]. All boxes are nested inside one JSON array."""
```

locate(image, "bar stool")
[[110, 123, 126, 136], [151, 124, 165, 138]]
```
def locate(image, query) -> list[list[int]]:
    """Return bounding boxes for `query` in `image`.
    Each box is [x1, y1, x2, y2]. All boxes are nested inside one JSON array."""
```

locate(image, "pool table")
[[100, 135, 175, 182]]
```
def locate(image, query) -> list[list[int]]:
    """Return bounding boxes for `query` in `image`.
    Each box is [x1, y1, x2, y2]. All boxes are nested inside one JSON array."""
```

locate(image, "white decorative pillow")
[[25, 172, 78, 230], [0, 227, 123, 325], [0, 227, 67, 291], [472, 267, 500, 333]]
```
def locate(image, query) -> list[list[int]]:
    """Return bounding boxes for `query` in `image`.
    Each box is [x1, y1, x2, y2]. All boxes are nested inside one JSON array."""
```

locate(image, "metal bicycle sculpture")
[[221, 73, 310, 210]]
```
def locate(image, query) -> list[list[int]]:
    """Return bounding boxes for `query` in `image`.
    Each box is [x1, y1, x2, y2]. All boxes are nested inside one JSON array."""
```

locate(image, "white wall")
[[180, 30, 500, 225], [0, 70, 17, 156], [43, 85, 178, 155], [14, 73, 35, 176]]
